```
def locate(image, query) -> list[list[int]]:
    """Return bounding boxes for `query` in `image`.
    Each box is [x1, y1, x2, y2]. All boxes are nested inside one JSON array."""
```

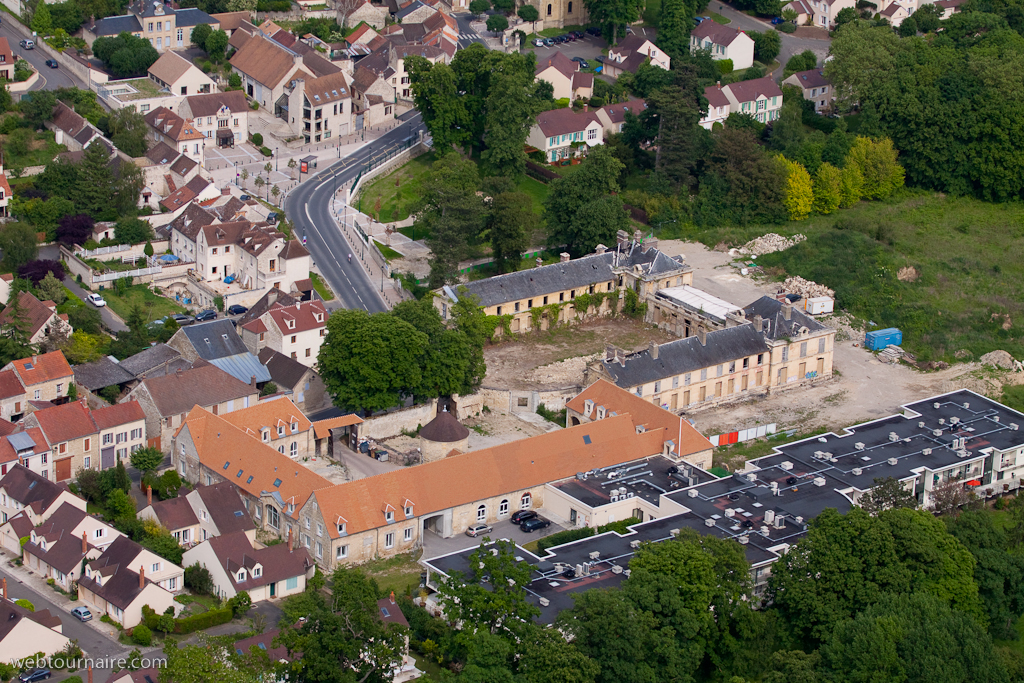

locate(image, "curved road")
[[285, 111, 425, 313]]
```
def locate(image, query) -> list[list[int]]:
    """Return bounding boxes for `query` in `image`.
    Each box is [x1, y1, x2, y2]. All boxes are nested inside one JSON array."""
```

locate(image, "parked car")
[[19, 39, 33, 49], [266, 212, 279, 224], [227, 304, 249, 315], [195, 309, 217, 322], [19, 670, 50, 683], [44, 59, 58, 68], [565, 33, 577, 41], [239, 194, 251, 201], [533, 38, 545, 46], [170, 313, 195, 326], [465, 523, 492, 537], [586, 26, 601, 35], [147, 316, 169, 331], [511, 509, 537, 524], [572, 30, 584, 38], [86, 293, 106, 307], [70, 606, 92, 622], [543, 37, 554, 46], [771, 16, 785, 23], [520, 517, 552, 533], [572, 56, 589, 68]]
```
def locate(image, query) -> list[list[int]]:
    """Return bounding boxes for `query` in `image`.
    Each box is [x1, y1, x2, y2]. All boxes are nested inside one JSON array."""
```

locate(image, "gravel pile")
[[981, 350, 1016, 370], [526, 353, 600, 386], [739, 233, 806, 256], [783, 276, 834, 299]]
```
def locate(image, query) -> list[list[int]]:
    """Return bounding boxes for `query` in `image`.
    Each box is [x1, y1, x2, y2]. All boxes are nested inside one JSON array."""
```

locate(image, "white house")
[[181, 530, 314, 602], [722, 77, 784, 124], [700, 84, 732, 129], [690, 21, 755, 71], [238, 299, 328, 368], [602, 34, 671, 78], [526, 108, 604, 163], [535, 52, 594, 102], [594, 98, 648, 137], [147, 52, 216, 97]]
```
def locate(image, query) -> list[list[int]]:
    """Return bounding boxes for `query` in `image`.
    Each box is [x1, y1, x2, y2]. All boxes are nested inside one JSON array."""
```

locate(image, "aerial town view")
[[0, 0, 1017, 680]]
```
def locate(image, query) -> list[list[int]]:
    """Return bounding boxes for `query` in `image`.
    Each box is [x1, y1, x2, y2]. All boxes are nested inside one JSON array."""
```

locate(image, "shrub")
[[15, 599, 34, 611], [716, 58, 734, 75], [260, 146, 272, 156], [228, 591, 252, 617], [184, 564, 215, 595], [778, 21, 796, 33], [252, 132, 263, 146], [173, 606, 233, 633], [131, 623, 152, 646], [537, 527, 594, 552]]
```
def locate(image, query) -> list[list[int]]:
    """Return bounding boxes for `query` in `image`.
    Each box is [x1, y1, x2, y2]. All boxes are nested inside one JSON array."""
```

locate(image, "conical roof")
[[419, 410, 469, 443]]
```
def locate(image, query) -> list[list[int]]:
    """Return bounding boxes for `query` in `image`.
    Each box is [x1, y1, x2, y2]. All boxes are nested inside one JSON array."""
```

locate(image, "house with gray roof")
[[83, 0, 219, 52], [72, 356, 139, 402], [166, 320, 271, 386]]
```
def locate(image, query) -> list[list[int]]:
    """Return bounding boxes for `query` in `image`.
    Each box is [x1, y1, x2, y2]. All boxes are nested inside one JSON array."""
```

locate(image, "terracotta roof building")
[[1, 351, 74, 411]]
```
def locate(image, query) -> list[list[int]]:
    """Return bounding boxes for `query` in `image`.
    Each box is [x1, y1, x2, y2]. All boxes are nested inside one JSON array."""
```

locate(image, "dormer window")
[[337, 522, 346, 534], [314, 312, 324, 323], [277, 426, 285, 437], [236, 570, 246, 582], [262, 430, 270, 442], [385, 511, 394, 523], [252, 566, 262, 577], [291, 422, 298, 432], [286, 318, 296, 330], [405, 505, 413, 517]]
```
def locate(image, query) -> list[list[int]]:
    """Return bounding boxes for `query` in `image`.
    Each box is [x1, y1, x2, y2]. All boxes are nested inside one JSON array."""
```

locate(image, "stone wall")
[[455, 386, 579, 417], [360, 399, 439, 440]]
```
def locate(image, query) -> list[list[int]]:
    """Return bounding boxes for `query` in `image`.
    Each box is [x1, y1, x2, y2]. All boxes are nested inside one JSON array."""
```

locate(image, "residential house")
[[91, 402, 148, 470], [0, 431, 51, 486], [690, 21, 755, 70], [351, 65, 397, 127], [700, 84, 731, 128], [782, 0, 814, 23], [722, 76, 783, 124], [142, 141, 200, 199], [0, 164, 10, 218], [258, 348, 328, 413], [230, 34, 313, 110], [281, 71, 353, 144], [138, 488, 200, 546], [219, 397, 314, 460], [602, 34, 671, 78], [172, 407, 332, 541], [77, 536, 179, 627], [346, 3, 389, 30], [808, 0, 858, 26], [744, 296, 835, 386], [24, 400, 143, 481], [83, 0, 218, 51], [145, 107, 207, 168], [594, 98, 648, 137], [395, 0, 439, 23], [879, 1, 910, 24], [45, 101, 109, 153], [0, 292, 72, 348], [233, 630, 293, 664], [185, 481, 256, 544], [526, 108, 603, 163], [166, 319, 271, 386], [71, 357, 138, 405], [0, 369, 26, 423], [117, 344, 191, 381], [387, 44, 449, 101], [239, 298, 328, 367], [0, 464, 84, 534], [159, 175, 219, 213], [933, 0, 968, 18], [105, 669, 162, 683], [0, 38, 14, 81], [534, 52, 594, 102], [782, 69, 833, 112], [21, 503, 117, 590], [182, 530, 314, 601], [179, 91, 250, 148], [0, 591, 71, 666], [123, 364, 260, 451], [1, 351, 74, 410], [147, 51, 216, 97]]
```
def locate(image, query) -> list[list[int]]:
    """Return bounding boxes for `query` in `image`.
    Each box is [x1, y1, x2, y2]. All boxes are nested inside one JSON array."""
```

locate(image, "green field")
[[373, 240, 403, 260], [100, 284, 187, 323], [710, 12, 731, 23], [683, 191, 1024, 363]]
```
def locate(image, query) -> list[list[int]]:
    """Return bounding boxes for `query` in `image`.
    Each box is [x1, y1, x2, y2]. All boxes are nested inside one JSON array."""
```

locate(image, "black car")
[[572, 57, 589, 68], [586, 26, 601, 35], [195, 309, 217, 322], [240, 194, 251, 201], [573, 30, 584, 38], [45, 59, 58, 68], [227, 304, 249, 315], [511, 510, 537, 524], [267, 212, 279, 223], [520, 517, 552, 533], [19, 670, 51, 683]]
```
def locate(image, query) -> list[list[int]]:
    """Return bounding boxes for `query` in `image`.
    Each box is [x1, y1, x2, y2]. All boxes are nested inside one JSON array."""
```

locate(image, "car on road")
[[170, 313, 195, 326], [571, 56, 589, 68], [771, 16, 785, 23], [465, 523, 492, 537], [71, 606, 93, 622], [86, 293, 106, 307], [19, 39, 34, 49], [195, 309, 217, 322], [19, 670, 50, 682], [227, 304, 249, 315], [520, 517, 552, 533], [533, 38, 545, 46], [45, 59, 58, 68], [511, 510, 537, 524]]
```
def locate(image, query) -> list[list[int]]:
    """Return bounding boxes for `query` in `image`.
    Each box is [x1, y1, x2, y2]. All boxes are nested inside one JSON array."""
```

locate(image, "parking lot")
[[524, 26, 659, 73], [422, 514, 566, 559]]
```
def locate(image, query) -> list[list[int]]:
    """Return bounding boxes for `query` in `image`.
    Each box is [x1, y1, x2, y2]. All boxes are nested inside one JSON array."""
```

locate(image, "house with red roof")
[[603, 34, 671, 78], [0, 158, 11, 218], [526, 107, 604, 163], [700, 84, 732, 129], [239, 298, 328, 368], [782, 69, 834, 113], [535, 52, 594, 102], [1, 351, 74, 411], [0, 292, 71, 348], [594, 98, 648, 137]]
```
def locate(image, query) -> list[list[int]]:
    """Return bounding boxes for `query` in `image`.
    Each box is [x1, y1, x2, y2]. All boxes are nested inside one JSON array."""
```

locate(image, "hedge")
[[536, 517, 643, 553], [142, 604, 232, 634]]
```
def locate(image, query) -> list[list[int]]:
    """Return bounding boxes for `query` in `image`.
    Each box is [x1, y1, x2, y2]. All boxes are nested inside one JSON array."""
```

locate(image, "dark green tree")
[[129, 446, 163, 476], [544, 145, 627, 256], [487, 191, 537, 274], [518, 4, 539, 20], [750, 29, 782, 62], [481, 73, 533, 177], [656, 0, 700, 61], [114, 217, 155, 244], [416, 153, 486, 287], [583, 0, 645, 43], [405, 57, 471, 153], [858, 476, 919, 514], [205, 29, 229, 60], [108, 105, 149, 157], [391, 298, 480, 398], [648, 65, 708, 188], [0, 223, 38, 272], [190, 23, 212, 50], [486, 13, 509, 31]]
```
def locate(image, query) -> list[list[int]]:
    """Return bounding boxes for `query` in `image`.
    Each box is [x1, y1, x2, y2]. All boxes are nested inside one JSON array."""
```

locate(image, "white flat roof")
[[657, 285, 741, 322]]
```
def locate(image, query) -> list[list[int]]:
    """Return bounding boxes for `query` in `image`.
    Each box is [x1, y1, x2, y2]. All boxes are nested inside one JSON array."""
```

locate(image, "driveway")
[[422, 515, 566, 559]]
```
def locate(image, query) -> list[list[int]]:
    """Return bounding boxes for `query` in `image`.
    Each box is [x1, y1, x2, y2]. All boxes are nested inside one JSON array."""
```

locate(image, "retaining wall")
[[360, 399, 439, 440]]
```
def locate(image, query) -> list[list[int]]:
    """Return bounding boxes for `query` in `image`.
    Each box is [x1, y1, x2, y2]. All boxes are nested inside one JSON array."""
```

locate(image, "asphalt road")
[[284, 111, 425, 314], [453, 12, 488, 48], [712, 3, 832, 78], [0, 20, 84, 91], [39, 244, 129, 334]]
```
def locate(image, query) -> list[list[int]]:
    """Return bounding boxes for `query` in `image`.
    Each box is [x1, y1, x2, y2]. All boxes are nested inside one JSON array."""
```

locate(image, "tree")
[[416, 153, 485, 287], [108, 105, 149, 158], [838, 162, 863, 208], [486, 13, 509, 32], [469, 0, 490, 12], [191, 23, 212, 50], [487, 191, 536, 274], [694, 127, 786, 226], [31, 1, 51, 35], [318, 309, 426, 412], [160, 642, 261, 683], [751, 29, 781, 62], [68, 307, 102, 335], [898, 15, 918, 35], [844, 136, 905, 199], [20, 90, 56, 128], [93, 32, 160, 79], [227, 0, 257, 10], [50, 1, 85, 33], [931, 477, 977, 517], [56, 214, 94, 246], [493, 0, 515, 12], [184, 563, 215, 595], [391, 298, 481, 399], [583, 0, 645, 43], [656, 0, 700, 62], [518, 4, 539, 20], [859, 476, 918, 514], [205, 29, 229, 60], [106, 488, 136, 521], [780, 157, 814, 220], [835, 5, 858, 25], [406, 58, 471, 153], [647, 65, 708, 188], [481, 73, 533, 177], [0, 291, 34, 357], [37, 272, 65, 305], [784, 49, 819, 77], [811, 161, 842, 214], [64, 331, 104, 364], [130, 446, 163, 476], [228, 591, 252, 617], [911, 3, 942, 31], [18, 260, 65, 285], [0, 223, 38, 272], [114, 217, 155, 244], [823, 21, 901, 110], [544, 145, 627, 257]]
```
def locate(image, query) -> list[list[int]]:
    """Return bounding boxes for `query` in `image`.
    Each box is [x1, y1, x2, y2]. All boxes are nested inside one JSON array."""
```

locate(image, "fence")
[[335, 205, 408, 309], [76, 244, 132, 258], [92, 266, 163, 284], [623, 203, 649, 224], [525, 160, 561, 182]]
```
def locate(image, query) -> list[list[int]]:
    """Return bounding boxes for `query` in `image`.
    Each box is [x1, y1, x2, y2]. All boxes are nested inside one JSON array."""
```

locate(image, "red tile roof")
[[5, 351, 73, 387], [266, 300, 328, 335], [691, 19, 747, 47], [704, 85, 730, 108], [534, 107, 600, 138], [0, 369, 24, 400], [32, 401, 97, 445], [0, 292, 60, 339], [91, 401, 146, 431]]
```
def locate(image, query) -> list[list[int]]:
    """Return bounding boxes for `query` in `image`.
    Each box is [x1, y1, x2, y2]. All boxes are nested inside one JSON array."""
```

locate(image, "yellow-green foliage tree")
[[780, 157, 813, 221], [839, 163, 864, 208], [812, 162, 842, 215], [845, 136, 905, 200]]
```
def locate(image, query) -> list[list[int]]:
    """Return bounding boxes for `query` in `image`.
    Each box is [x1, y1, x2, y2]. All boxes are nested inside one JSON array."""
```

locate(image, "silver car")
[[465, 523, 492, 537]]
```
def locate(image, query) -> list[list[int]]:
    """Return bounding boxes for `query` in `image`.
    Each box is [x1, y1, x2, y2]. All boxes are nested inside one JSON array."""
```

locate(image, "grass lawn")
[[356, 152, 436, 222], [310, 272, 334, 301], [360, 553, 423, 597], [517, 175, 549, 215], [101, 284, 187, 323], [373, 240, 403, 260], [0, 127, 66, 168], [84, 257, 146, 273], [710, 11, 731, 23]]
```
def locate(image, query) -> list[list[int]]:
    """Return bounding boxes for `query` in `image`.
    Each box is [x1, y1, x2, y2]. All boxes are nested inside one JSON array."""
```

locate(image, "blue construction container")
[[865, 328, 903, 350]]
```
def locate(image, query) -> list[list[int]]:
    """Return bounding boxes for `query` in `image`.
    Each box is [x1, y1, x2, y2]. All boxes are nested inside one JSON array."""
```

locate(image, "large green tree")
[[481, 73, 533, 177], [0, 223, 38, 272], [486, 191, 537, 274], [544, 146, 628, 256], [583, 0, 646, 43], [416, 153, 486, 287], [647, 65, 708, 188], [391, 298, 481, 398], [108, 105, 149, 158]]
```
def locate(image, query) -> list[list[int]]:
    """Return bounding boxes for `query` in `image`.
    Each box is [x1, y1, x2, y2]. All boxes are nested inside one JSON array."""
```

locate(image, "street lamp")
[[275, 148, 279, 172]]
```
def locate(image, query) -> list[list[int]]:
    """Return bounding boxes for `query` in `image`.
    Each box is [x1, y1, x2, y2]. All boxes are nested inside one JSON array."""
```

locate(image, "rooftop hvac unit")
[[739, 535, 749, 545], [918, 421, 926, 428], [855, 442, 865, 450], [934, 402, 941, 409], [774, 515, 786, 529], [688, 489, 699, 498], [761, 525, 771, 536], [623, 569, 631, 578], [725, 508, 736, 518], [889, 432, 899, 442], [611, 565, 623, 574], [888, 457, 899, 466], [957, 450, 969, 459], [933, 429, 942, 437], [610, 495, 619, 503], [939, 418, 946, 425], [922, 448, 932, 455], [1012, 423, 1020, 431], [813, 476, 827, 487], [539, 597, 550, 607], [796, 516, 805, 524], [994, 416, 1001, 422], [626, 492, 635, 498], [589, 551, 601, 560], [576, 564, 584, 576], [852, 468, 862, 476], [951, 416, 960, 424], [705, 518, 715, 527], [670, 528, 680, 537], [630, 539, 642, 549], [770, 481, 779, 491], [818, 437, 828, 443], [781, 461, 794, 470], [764, 510, 776, 524], [747, 472, 758, 481], [903, 438, 912, 443], [964, 402, 970, 409]]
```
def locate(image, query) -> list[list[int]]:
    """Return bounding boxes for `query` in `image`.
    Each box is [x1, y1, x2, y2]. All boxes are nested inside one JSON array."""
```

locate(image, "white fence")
[[76, 244, 132, 258], [92, 266, 163, 284]]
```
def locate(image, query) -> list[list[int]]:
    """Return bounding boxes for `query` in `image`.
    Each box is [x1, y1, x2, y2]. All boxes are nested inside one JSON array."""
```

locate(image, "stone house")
[[0, 430, 50, 483], [219, 397, 314, 460], [239, 299, 328, 368], [257, 349, 329, 414], [166, 319, 270, 386], [144, 107, 207, 168], [281, 71, 353, 144], [2, 352, 74, 409], [179, 91, 250, 148], [22, 401, 99, 483], [0, 369, 26, 424]]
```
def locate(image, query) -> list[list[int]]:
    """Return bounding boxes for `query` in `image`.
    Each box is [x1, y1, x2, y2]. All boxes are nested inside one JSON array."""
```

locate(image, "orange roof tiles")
[[314, 414, 666, 538], [218, 397, 311, 437], [311, 414, 363, 440], [6, 351, 73, 387], [32, 401, 97, 445], [91, 401, 146, 431], [266, 300, 327, 335]]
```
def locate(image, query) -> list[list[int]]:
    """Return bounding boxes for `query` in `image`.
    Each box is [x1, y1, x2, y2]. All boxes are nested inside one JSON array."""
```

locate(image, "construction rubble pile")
[[782, 276, 834, 299], [879, 345, 912, 364], [526, 354, 599, 386], [738, 233, 807, 256]]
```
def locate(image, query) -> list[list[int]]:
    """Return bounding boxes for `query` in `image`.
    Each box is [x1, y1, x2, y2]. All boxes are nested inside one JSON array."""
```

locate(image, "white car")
[[533, 38, 545, 47], [86, 293, 106, 307]]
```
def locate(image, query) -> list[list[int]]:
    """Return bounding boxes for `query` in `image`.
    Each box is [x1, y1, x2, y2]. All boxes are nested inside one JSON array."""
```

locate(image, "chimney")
[[716, 80, 721, 88], [644, 237, 659, 253], [82, 531, 88, 554], [287, 527, 293, 553], [389, 590, 396, 604], [595, 244, 607, 255], [649, 341, 659, 360], [606, 344, 616, 361], [147, 484, 152, 507], [583, 103, 588, 112], [753, 314, 762, 332], [782, 302, 792, 321], [633, 229, 643, 244], [139, 565, 145, 589], [560, 252, 570, 263], [697, 327, 707, 346], [251, 375, 257, 389], [269, 289, 279, 305]]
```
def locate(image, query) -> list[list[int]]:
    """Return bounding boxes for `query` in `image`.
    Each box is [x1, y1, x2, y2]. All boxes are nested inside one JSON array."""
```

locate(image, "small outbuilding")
[[418, 410, 469, 463]]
